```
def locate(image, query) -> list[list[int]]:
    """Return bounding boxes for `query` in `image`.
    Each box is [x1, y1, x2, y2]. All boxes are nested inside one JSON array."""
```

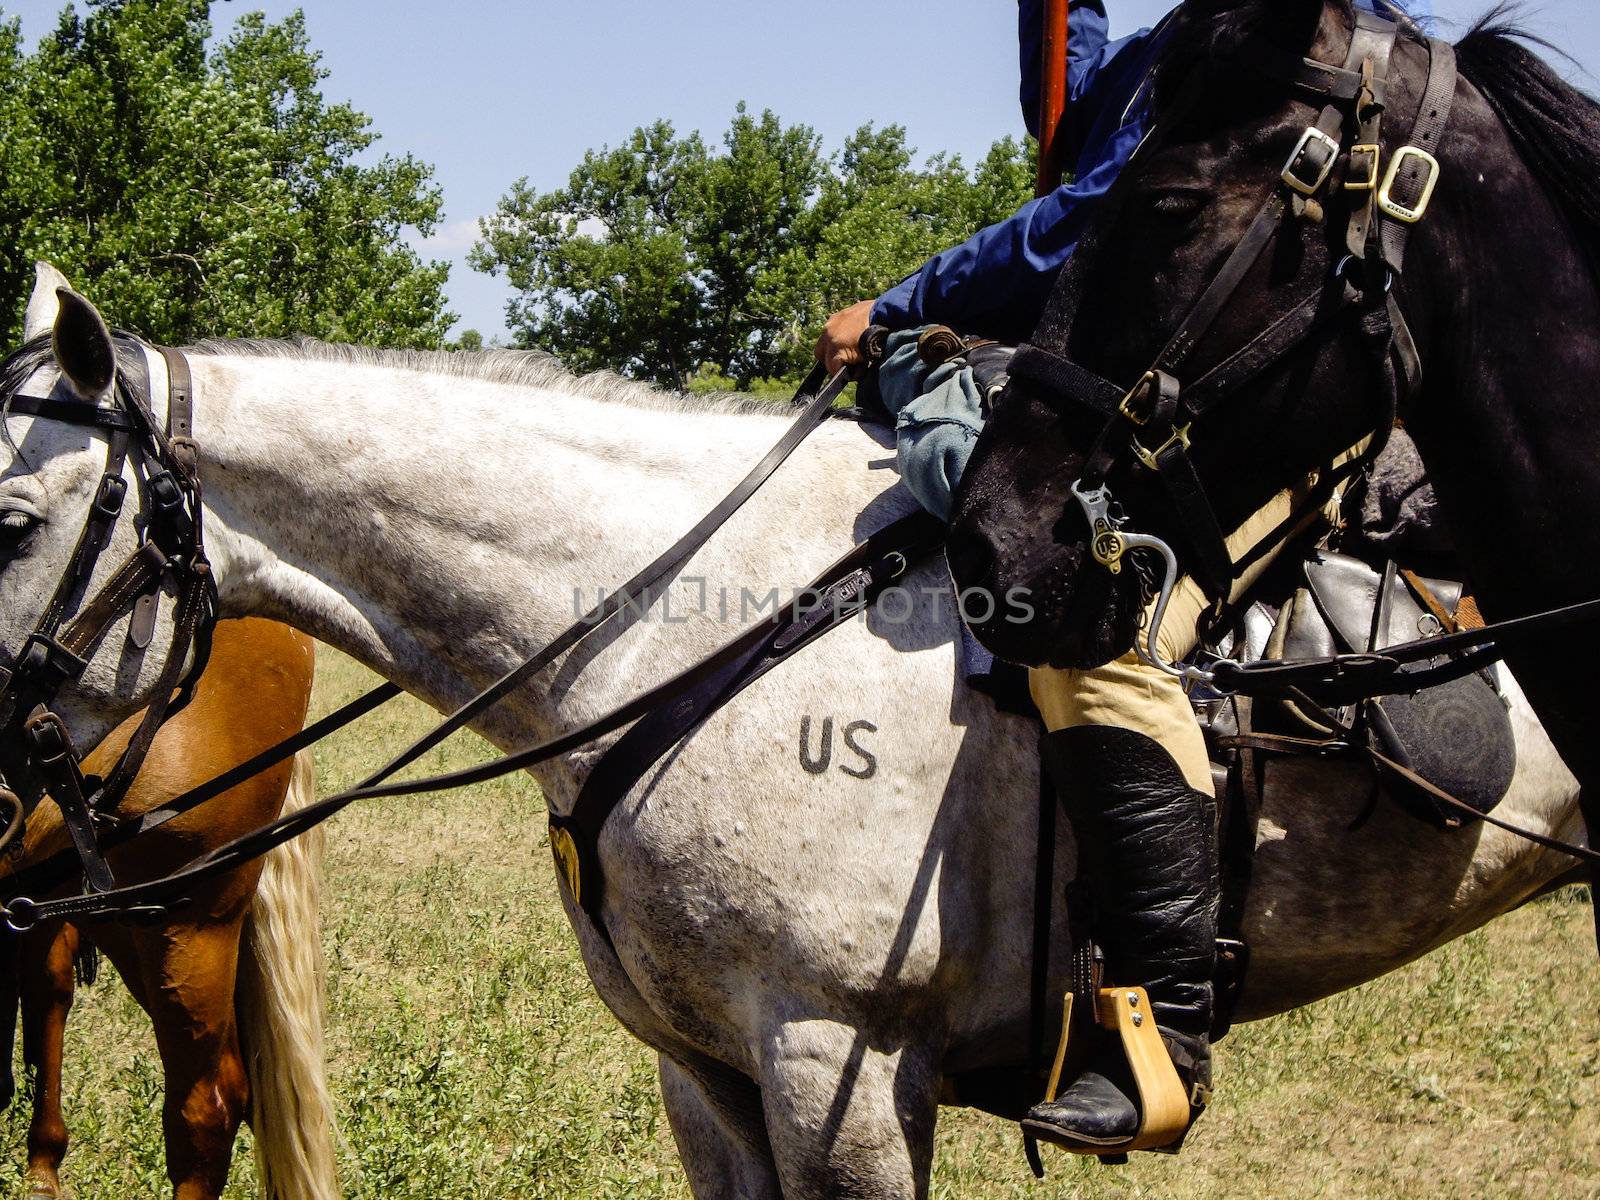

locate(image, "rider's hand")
[[815, 299, 876, 376]]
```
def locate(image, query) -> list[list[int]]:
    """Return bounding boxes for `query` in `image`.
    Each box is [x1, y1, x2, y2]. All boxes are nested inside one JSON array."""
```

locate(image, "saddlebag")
[[1267, 552, 1516, 827]]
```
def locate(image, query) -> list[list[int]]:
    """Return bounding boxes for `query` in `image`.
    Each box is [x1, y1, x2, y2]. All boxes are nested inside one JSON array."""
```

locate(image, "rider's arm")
[[871, 17, 1165, 341]]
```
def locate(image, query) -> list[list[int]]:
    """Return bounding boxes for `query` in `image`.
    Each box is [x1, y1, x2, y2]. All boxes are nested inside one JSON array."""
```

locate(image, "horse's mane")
[[1153, 2, 1442, 97], [188, 338, 779, 418], [1154, 0, 1359, 92], [1454, 9, 1600, 283]]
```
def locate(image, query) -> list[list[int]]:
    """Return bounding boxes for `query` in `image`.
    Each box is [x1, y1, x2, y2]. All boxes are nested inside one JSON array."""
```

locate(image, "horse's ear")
[[23, 261, 72, 343], [50, 287, 116, 402]]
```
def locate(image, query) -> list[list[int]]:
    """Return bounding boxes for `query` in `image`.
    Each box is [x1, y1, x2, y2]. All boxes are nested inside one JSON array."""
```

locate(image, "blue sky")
[[4, 1, 1596, 338]]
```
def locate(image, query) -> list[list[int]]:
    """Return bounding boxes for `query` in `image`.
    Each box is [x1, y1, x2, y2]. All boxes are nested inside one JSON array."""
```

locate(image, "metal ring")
[[4, 896, 38, 934], [0, 787, 23, 859], [1335, 254, 1395, 295]]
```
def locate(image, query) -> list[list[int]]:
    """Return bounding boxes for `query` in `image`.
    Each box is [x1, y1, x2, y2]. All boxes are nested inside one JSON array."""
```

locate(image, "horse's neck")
[[1403, 78, 1600, 605], [190, 354, 896, 782]]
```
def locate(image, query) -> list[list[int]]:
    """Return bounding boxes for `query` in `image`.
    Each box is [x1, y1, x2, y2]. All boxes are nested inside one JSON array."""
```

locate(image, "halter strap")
[[0, 337, 216, 885], [1008, 13, 1457, 606]]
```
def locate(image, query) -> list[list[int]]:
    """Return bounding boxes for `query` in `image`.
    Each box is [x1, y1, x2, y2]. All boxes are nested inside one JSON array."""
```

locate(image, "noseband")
[[0, 337, 215, 889], [1007, 12, 1456, 681]]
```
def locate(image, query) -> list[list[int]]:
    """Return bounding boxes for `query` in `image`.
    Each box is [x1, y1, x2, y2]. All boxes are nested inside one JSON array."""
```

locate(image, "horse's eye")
[[0, 510, 39, 558], [1144, 189, 1211, 222]]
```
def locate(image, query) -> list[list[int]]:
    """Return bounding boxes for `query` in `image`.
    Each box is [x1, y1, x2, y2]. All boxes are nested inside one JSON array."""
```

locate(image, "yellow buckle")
[[1132, 423, 1193, 472], [1281, 127, 1340, 196], [1377, 145, 1441, 223], [1118, 371, 1159, 426], [1345, 144, 1381, 192]]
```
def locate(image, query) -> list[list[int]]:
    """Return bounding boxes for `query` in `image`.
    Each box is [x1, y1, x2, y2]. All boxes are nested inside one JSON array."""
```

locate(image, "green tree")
[[471, 120, 709, 387], [473, 108, 1033, 388], [0, 0, 452, 348], [755, 127, 1036, 375]]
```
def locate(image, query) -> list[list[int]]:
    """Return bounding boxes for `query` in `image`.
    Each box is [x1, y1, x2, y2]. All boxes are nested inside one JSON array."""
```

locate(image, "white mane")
[[188, 338, 782, 418]]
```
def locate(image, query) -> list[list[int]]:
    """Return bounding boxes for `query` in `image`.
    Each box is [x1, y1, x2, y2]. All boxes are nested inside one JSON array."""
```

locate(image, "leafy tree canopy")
[[472, 105, 1034, 389], [0, 0, 452, 347]]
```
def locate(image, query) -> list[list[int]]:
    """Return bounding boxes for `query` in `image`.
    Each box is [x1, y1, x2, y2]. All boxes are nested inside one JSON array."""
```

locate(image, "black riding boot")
[[1022, 725, 1219, 1153]]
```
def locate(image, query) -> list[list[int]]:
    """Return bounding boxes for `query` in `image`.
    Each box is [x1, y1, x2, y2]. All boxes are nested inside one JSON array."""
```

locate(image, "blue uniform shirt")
[[871, 0, 1433, 342]]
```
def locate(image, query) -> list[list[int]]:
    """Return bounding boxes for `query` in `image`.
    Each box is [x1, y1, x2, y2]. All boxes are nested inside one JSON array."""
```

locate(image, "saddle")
[[1255, 550, 1517, 827]]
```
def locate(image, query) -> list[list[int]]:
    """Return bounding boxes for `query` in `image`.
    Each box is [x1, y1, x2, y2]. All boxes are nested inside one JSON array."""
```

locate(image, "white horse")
[[0, 266, 1584, 1198]]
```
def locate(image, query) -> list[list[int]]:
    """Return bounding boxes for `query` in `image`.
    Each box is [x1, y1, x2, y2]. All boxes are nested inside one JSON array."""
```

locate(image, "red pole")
[[1035, 0, 1070, 198]]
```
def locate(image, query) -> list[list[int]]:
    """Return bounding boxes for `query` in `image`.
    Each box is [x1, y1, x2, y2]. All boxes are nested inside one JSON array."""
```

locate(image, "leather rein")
[[0, 346, 947, 929]]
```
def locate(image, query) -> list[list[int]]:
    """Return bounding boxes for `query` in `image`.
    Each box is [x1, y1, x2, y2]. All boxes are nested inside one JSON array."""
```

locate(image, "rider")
[[817, 0, 1431, 1156]]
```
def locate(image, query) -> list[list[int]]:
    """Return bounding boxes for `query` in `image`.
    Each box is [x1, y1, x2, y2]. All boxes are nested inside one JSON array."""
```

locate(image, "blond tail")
[[236, 749, 339, 1200]]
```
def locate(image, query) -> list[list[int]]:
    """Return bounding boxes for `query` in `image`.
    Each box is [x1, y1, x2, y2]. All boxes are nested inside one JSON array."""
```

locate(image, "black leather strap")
[[1153, 440, 1235, 599], [1217, 727, 1600, 869], [22, 714, 113, 893], [1380, 40, 1458, 272], [1155, 196, 1290, 379], [1343, 13, 1400, 263], [0, 680, 405, 903], [1009, 344, 1127, 418], [2, 395, 141, 432], [1239, 38, 1366, 102]]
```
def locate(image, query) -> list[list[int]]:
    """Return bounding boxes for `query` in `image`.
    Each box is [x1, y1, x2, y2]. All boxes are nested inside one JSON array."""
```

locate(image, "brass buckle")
[[1118, 371, 1159, 426], [1345, 143, 1381, 192], [1091, 521, 1128, 575], [1281, 127, 1340, 196], [549, 822, 582, 905], [1377, 145, 1441, 223], [1132, 423, 1193, 472]]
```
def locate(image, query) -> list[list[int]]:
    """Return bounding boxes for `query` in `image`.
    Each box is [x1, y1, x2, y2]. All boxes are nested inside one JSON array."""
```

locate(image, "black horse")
[[948, 0, 1600, 817]]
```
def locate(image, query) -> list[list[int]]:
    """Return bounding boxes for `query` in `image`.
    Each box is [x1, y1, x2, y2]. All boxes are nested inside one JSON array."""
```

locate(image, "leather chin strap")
[[1009, 13, 1457, 605], [0, 338, 216, 889]]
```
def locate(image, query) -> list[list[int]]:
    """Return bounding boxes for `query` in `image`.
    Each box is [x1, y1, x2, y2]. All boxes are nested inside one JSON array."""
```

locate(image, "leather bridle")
[[1007, 11, 1456, 681], [0, 335, 216, 891]]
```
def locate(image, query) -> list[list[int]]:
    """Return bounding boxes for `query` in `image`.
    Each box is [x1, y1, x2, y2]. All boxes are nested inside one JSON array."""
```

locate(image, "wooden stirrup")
[[1040, 987, 1194, 1154]]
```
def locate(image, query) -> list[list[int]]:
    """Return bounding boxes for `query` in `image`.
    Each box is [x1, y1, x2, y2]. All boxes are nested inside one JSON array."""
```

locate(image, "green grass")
[[1, 645, 1595, 1197]]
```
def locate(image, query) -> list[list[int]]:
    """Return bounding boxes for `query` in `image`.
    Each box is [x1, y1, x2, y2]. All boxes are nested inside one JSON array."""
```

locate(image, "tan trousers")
[[1029, 459, 1355, 792]]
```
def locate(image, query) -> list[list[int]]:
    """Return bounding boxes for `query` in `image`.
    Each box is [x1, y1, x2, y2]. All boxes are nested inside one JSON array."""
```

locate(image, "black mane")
[[1154, 0, 1355, 95], [1152, 2, 1441, 106], [1456, 9, 1600, 282]]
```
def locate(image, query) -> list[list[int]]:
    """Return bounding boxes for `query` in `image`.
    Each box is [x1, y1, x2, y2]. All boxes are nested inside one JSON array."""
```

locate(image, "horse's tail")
[[237, 749, 339, 1200]]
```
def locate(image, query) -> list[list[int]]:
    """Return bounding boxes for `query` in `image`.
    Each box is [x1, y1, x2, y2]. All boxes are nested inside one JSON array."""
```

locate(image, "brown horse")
[[4, 619, 335, 1200]]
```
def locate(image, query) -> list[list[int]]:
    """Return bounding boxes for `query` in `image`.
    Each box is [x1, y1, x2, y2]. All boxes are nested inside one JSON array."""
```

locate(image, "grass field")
[[1, 645, 1596, 1198]]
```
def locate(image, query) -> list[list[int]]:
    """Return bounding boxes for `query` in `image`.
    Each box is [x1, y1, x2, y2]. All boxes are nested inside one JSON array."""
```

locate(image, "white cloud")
[[414, 216, 485, 256]]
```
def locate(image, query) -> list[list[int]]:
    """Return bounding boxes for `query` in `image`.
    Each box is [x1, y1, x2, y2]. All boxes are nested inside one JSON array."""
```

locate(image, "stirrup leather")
[[1038, 987, 1200, 1154]]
